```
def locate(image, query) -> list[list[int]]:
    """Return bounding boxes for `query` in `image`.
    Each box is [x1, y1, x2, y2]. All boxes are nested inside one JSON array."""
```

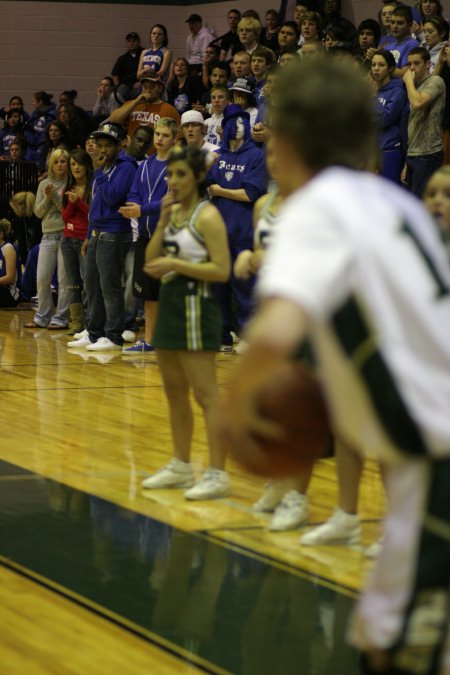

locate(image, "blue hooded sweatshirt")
[[24, 104, 56, 163], [126, 154, 169, 238], [207, 139, 267, 245], [382, 36, 419, 68], [90, 151, 138, 235], [374, 78, 409, 153]]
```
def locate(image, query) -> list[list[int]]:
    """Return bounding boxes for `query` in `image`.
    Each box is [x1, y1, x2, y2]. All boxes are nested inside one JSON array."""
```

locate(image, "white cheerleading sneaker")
[[184, 468, 231, 500], [365, 539, 382, 559], [252, 483, 286, 512], [268, 490, 309, 531], [142, 458, 194, 489], [300, 508, 361, 546]]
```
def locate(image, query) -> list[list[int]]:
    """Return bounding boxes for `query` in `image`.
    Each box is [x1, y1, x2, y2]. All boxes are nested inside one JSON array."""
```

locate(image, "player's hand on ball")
[[218, 362, 331, 477], [217, 393, 285, 475]]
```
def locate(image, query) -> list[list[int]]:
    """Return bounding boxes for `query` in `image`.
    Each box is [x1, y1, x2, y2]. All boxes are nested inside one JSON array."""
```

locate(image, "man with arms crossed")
[[221, 58, 450, 675]]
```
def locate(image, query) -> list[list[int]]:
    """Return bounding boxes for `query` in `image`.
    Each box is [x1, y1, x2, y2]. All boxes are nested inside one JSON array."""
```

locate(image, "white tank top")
[[163, 201, 210, 263]]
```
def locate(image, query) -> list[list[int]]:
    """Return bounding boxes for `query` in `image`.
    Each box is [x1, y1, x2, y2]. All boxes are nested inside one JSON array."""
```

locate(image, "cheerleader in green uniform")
[[142, 147, 232, 500]]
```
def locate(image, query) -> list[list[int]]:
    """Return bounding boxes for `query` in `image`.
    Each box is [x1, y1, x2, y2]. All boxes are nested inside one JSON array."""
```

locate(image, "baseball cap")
[[186, 13, 202, 22], [126, 32, 140, 40], [230, 77, 255, 95], [92, 123, 122, 143], [181, 110, 205, 126], [140, 74, 163, 85]]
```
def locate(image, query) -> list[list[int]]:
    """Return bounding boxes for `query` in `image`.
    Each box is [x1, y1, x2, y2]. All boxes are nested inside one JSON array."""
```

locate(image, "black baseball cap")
[[92, 123, 123, 144], [186, 14, 202, 22], [126, 32, 140, 40]]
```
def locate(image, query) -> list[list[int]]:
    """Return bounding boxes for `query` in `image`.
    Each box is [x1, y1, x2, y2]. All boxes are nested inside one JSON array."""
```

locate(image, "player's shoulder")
[[287, 168, 386, 209], [284, 168, 425, 230]]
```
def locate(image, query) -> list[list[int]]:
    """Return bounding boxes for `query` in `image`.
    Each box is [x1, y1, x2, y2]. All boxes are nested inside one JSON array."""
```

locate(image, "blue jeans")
[[35, 233, 70, 327], [215, 240, 255, 344], [406, 152, 443, 197], [84, 230, 131, 345], [60, 236, 85, 306], [381, 149, 404, 185], [123, 241, 138, 331]]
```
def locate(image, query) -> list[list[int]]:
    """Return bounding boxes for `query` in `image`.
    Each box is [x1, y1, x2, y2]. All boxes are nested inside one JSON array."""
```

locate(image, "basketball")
[[229, 363, 332, 477]]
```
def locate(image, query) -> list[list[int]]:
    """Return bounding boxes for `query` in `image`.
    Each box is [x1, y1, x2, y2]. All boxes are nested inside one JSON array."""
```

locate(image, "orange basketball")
[[230, 363, 332, 477]]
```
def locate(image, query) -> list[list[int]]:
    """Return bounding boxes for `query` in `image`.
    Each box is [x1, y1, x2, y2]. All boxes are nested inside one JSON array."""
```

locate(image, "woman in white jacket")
[[25, 148, 70, 329]]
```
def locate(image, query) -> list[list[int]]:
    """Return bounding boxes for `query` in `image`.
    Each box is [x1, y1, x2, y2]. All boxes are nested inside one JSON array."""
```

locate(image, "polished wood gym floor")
[[0, 307, 385, 674]]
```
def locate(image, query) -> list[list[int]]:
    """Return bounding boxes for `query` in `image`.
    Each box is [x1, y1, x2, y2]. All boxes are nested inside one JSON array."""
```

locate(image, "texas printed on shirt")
[[127, 102, 181, 152]]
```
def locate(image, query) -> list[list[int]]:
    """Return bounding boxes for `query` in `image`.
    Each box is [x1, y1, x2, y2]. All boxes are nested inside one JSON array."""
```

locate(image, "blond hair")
[[0, 219, 12, 240], [154, 116, 179, 140], [9, 192, 36, 218], [238, 16, 262, 39], [47, 147, 70, 180]]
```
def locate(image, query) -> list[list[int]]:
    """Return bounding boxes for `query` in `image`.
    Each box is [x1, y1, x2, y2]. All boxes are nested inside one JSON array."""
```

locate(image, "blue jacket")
[[254, 80, 266, 109], [0, 126, 20, 156], [24, 104, 56, 163], [383, 36, 420, 68], [127, 155, 168, 238], [207, 140, 267, 244], [375, 78, 409, 153], [90, 152, 138, 234]]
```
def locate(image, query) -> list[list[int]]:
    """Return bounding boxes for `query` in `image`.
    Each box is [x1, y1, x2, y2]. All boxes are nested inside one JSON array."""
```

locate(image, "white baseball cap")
[[181, 110, 205, 126]]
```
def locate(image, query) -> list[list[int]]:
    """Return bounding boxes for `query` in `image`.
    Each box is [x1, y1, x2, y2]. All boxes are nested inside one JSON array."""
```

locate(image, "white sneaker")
[[184, 468, 231, 500], [86, 337, 122, 352], [234, 339, 248, 355], [67, 334, 93, 348], [365, 539, 382, 559], [252, 483, 286, 512], [268, 490, 309, 531], [122, 330, 136, 343], [142, 458, 194, 489], [300, 508, 361, 546], [72, 328, 88, 340]]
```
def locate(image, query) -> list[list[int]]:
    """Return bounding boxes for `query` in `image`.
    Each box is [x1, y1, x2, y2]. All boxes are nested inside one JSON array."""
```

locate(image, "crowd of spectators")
[[0, 2, 449, 532], [1, 0, 449, 332]]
